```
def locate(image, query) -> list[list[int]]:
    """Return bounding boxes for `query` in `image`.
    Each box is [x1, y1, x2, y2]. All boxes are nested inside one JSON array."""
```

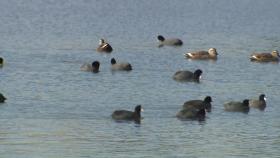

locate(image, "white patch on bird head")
[[272, 50, 279, 53], [272, 50, 280, 57], [264, 97, 267, 101], [141, 108, 144, 112]]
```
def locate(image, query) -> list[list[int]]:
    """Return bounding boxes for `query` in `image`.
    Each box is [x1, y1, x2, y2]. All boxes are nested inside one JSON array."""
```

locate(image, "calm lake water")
[[0, 0, 280, 157]]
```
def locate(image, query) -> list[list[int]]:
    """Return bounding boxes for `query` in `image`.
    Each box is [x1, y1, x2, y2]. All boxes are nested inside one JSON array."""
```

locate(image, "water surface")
[[0, 0, 280, 157]]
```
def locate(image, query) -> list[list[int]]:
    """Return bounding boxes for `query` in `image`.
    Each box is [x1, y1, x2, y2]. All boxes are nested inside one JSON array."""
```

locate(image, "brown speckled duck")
[[185, 48, 218, 60], [96, 39, 113, 53], [250, 50, 279, 62]]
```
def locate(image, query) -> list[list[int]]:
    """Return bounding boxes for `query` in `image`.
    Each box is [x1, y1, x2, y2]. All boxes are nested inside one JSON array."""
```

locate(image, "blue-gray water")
[[0, 0, 280, 157]]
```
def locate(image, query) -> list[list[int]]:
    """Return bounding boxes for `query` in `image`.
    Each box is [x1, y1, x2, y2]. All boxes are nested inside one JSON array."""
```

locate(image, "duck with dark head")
[[0, 93, 6, 103], [110, 58, 132, 71], [0, 57, 4, 67], [183, 96, 213, 112], [157, 35, 183, 47], [173, 69, 203, 83], [224, 99, 250, 113], [249, 94, 266, 111], [80, 61, 100, 73], [112, 105, 143, 124]]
